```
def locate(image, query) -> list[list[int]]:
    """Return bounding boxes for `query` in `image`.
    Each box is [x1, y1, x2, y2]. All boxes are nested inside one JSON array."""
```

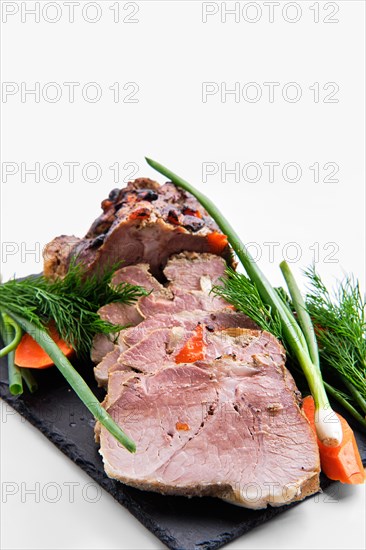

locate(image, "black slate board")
[[1, 354, 365, 550]]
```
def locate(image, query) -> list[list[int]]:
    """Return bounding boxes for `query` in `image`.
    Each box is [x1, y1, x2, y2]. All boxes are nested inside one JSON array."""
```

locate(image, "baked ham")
[[93, 252, 320, 508], [43, 178, 232, 279]]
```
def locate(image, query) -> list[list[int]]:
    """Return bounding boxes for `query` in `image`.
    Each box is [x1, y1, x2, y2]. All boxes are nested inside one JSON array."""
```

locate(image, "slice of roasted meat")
[[99, 326, 320, 509], [43, 178, 233, 280]]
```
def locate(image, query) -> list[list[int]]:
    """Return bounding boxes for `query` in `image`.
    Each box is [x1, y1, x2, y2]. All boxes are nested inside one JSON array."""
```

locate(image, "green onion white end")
[[315, 408, 343, 447]]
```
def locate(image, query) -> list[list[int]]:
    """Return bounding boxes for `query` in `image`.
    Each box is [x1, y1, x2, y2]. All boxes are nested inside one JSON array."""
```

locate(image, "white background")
[[0, 1, 365, 549]]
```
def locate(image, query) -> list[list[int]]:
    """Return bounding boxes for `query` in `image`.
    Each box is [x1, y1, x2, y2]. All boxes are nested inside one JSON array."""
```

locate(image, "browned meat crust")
[[43, 179, 233, 279]]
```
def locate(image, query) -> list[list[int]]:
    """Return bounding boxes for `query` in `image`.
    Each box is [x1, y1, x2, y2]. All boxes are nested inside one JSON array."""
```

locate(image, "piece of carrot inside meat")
[[302, 395, 365, 484], [182, 207, 202, 219], [174, 324, 205, 363], [15, 323, 73, 369], [207, 231, 228, 254], [176, 422, 190, 431]]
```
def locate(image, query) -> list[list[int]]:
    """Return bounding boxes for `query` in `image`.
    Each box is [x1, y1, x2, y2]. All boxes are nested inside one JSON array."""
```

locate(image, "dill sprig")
[[305, 267, 366, 406], [213, 269, 284, 342], [0, 261, 147, 356], [214, 269, 301, 366]]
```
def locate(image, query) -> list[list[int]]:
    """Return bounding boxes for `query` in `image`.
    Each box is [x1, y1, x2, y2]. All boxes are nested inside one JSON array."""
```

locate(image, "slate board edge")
[[1, 383, 357, 550]]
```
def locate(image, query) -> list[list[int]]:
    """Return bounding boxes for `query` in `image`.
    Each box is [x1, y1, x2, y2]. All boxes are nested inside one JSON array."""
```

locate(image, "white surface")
[[0, 1, 365, 549]]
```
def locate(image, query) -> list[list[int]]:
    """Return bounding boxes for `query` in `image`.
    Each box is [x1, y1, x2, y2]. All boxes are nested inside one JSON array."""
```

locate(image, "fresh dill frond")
[[213, 268, 285, 343], [0, 261, 147, 356], [305, 266, 366, 402]]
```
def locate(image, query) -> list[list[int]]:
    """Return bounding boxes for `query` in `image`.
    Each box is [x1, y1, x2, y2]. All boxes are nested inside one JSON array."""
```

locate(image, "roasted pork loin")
[[93, 252, 320, 509], [43, 180, 320, 508]]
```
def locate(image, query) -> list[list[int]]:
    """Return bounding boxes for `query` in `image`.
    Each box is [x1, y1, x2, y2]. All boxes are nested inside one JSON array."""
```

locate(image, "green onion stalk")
[[0, 313, 38, 394], [0, 312, 23, 395], [0, 310, 136, 453], [146, 157, 343, 447]]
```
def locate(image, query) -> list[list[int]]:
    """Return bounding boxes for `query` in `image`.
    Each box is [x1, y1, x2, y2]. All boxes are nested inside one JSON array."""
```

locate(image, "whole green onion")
[[146, 157, 342, 447]]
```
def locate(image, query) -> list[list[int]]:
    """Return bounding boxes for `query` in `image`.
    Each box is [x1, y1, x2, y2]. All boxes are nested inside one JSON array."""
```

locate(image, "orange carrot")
[[182, 207, 202, 219], [176, 422, 190, 431], [128, 207, 151, 221], [15, 323, 73, 369], [302, 395, 365, 484], [175, 324, 205, 363], [207, 231, 228, 254]]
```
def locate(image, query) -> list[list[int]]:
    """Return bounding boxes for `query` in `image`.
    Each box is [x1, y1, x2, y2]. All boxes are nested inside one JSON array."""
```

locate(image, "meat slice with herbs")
[[91, 253, 255, 387], [43, 178, 232, 280]]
